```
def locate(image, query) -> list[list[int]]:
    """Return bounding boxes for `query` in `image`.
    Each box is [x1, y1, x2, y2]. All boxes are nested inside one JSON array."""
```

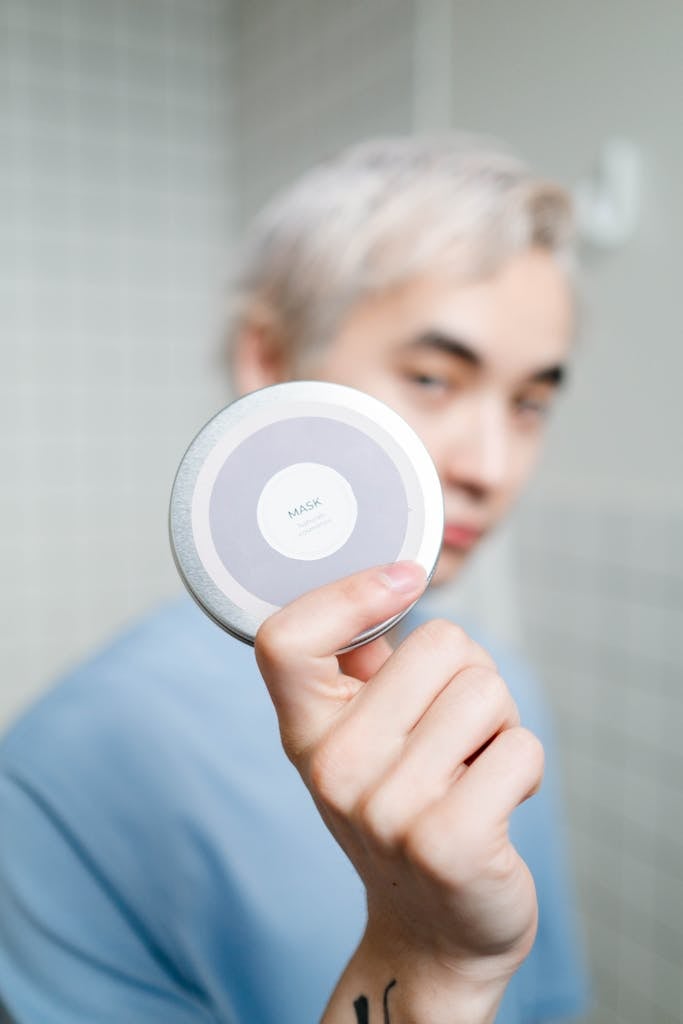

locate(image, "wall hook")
[[574, 138, 642, 249]]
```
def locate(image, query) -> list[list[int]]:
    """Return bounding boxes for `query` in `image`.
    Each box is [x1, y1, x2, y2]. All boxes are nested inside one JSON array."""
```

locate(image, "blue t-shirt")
[[0, 596, 589, 1023]]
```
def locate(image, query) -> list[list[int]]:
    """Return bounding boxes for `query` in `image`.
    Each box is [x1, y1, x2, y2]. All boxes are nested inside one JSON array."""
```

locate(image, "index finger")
[[254, 561, 426, 754]]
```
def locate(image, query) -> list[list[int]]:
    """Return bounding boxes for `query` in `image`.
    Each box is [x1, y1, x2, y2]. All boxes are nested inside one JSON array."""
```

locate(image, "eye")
[[406, 371, 450, 391], [513, 395, 551, 422]]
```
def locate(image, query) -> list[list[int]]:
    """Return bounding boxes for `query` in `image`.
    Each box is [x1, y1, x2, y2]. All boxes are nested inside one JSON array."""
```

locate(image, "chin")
[[429, 546, 470, 588]]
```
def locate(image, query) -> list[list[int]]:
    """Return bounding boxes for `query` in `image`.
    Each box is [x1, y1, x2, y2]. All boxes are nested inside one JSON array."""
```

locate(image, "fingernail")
[[378, 561, 426, 594]]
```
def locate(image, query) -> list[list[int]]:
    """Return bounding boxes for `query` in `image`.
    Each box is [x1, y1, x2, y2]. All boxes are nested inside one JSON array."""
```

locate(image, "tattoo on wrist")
[[353, 979, 397, 1023]]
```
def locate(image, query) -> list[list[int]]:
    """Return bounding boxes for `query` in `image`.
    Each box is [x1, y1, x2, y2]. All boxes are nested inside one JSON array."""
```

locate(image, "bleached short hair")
[[227, 135, 576, 365]]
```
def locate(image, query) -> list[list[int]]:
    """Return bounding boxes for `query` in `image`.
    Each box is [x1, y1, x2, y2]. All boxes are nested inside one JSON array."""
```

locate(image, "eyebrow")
[[408, 330, 567, 388]]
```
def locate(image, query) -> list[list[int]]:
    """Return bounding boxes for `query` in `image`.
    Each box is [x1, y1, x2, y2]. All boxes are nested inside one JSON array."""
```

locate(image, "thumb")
[[254, 561, 426, 761]]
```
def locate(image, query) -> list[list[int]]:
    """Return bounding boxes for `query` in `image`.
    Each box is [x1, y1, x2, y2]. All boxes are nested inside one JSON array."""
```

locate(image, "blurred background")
[[1, 1, 681, 1021]]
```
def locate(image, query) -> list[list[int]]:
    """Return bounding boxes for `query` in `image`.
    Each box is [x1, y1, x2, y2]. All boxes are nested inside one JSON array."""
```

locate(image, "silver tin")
[[169, 381, 444, 650]]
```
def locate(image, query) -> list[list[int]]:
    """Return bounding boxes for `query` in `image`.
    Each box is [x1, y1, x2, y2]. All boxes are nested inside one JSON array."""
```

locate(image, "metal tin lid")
[[169, 381, 444, 649]]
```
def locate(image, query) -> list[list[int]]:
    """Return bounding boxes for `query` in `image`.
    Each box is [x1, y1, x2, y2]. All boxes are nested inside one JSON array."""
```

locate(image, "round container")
[[169, 381, 444, 649]]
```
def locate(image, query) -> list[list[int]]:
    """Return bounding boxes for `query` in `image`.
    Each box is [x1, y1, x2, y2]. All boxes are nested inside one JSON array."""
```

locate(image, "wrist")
[[348, 926, 513, 1024]]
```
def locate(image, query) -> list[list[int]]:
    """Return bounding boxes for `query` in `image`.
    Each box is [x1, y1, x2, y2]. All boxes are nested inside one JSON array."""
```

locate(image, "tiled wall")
[[0, 0, 235, 725], [516, 496, 683, 1023], [233, 0, 416, 224]]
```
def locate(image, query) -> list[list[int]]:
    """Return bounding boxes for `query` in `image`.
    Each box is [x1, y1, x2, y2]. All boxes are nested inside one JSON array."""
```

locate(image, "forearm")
[[320, 928, 509, 1024]]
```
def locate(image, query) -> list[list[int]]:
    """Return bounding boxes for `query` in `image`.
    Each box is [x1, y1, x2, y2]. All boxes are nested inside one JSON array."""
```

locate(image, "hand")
[[255, 562, 544, 1021]]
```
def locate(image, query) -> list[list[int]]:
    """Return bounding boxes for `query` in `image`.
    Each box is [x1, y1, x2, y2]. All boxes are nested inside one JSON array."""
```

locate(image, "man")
[[0, 137, 588, 1022]]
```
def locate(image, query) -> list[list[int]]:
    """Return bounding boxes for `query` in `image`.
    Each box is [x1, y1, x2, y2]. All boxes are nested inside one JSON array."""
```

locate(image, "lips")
[[442, 523, 484, 550]]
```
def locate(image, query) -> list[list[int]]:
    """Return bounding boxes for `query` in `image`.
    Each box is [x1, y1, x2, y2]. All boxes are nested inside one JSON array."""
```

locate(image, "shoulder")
[[0, 595, 291, 969], [0, 595, 276, 822]]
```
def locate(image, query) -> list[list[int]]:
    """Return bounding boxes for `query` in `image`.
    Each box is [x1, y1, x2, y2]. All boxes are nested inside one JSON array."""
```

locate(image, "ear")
[[231, 304, 292, 397]]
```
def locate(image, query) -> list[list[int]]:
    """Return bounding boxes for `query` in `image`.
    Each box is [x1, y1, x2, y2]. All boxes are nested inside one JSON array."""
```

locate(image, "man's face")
[[300, 247, 573, 586]]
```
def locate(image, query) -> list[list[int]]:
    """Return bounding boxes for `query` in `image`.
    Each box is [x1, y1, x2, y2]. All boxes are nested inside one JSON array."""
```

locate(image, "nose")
[[441, 395, 509, 498]]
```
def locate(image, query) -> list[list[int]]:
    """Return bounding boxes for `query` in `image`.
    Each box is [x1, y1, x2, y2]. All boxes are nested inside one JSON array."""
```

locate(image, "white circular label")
[[256, 462, 358, 561]]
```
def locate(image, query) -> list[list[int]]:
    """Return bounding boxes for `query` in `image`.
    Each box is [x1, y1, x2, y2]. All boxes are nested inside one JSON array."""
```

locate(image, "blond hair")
[[228, 135, 575, 363]]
